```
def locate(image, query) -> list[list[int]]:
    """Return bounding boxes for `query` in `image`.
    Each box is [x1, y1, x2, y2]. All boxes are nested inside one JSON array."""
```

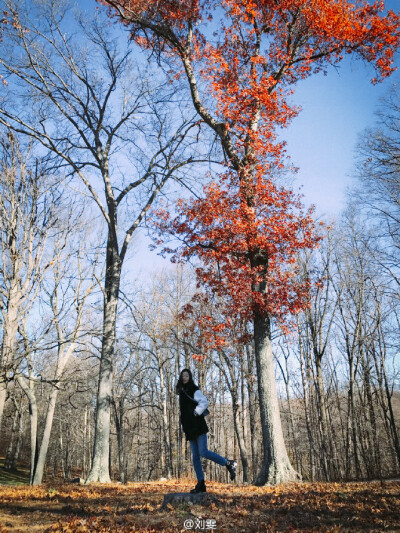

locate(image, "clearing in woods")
[[0, 478, 399, 532]]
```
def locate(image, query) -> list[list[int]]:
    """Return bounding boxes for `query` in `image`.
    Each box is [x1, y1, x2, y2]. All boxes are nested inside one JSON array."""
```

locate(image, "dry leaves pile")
[[0, 478, 399, 532]]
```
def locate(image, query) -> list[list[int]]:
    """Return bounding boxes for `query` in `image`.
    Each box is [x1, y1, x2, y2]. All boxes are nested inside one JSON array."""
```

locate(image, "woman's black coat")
[[179, 383, 208, 442]]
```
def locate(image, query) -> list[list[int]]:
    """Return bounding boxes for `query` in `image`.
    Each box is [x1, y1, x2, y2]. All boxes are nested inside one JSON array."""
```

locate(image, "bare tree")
[[0, 132, 59, 434], [31, 226, 102, 485], [0, 0, 207, 482], [355, 85, 400, 240], [296, 232, 337, 480]]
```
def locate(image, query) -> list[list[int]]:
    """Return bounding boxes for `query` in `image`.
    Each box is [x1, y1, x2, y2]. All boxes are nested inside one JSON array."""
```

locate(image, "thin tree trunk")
[[216, 349, 250, 482], [362, 350, 381, 478], [11, 410, 24, 471], [65, 423, 71, 479], [113, 397, 126, 483], [232, 394, 249, 482], [32, 338, 76, 485], [32, 386, 59, 485], [283, 356, 300, 474], [381, 361, 400, 469], [160, 364, 172, 478], [83, 407, 88, 478], [0, 386, 7, 435], [4, 401, 19, 470], [298, 323, 315, 481], [16, 373, 38, 484], [59, 418, 65, 479], [314, 356, 330, 480], [375, 305, 400, 470]]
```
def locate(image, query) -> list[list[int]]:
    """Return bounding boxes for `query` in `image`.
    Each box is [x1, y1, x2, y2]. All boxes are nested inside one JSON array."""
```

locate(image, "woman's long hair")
[[176, 368, 196, 394]]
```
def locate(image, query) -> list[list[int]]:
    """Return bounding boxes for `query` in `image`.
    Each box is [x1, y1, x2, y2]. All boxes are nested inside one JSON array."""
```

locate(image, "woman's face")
[[182, 371, 190, 384]]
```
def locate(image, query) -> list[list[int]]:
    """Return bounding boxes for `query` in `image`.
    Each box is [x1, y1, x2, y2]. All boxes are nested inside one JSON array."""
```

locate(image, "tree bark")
[[0, 292, 20, 431], [245, 345, 258, 480], [86, 236, 121, 483], [253, 312, 299, 485]]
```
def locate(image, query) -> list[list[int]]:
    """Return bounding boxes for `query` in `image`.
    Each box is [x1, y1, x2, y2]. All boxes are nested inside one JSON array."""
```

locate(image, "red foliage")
[[103, 0, 400, 348], [102, 1, 400, 154], [155, 172, 321, 322]]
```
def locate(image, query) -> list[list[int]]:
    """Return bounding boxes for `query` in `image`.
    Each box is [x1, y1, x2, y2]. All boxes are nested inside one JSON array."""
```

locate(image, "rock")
[[67, 477, 84, 484], [161, 492, 220, 510]]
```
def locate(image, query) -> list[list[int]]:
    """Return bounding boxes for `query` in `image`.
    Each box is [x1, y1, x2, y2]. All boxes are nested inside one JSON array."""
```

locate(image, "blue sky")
[[283, 0, 400, 218], [284, 57, 399, 219]]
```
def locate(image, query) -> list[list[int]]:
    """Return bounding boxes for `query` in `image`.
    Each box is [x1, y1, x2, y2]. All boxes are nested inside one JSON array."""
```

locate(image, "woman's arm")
[[193, 390, 209, 415]]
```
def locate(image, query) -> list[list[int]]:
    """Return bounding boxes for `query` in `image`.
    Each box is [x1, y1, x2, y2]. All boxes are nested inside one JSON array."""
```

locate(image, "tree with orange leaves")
[[153, 168, 321, 484], [102, 0, 400, 484]]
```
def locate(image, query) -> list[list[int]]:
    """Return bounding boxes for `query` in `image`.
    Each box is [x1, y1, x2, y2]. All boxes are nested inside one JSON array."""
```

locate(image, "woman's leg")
[[190, 437, 205, 481], [197, 433, 227, 466]]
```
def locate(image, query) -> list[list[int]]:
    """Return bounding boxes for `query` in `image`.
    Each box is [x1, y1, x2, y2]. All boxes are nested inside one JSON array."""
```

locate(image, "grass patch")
[[0, 457, 29, 485]]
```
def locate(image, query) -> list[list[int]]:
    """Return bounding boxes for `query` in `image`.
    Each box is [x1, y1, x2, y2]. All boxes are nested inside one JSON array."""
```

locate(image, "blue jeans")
[[190, 433, 227, 481]]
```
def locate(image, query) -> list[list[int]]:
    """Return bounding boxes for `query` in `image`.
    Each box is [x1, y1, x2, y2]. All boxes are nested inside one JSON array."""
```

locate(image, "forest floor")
[[0, 478, 399, 532]]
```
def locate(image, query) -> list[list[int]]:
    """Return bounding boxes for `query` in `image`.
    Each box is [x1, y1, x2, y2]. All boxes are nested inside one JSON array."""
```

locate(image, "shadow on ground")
[[0, 479, 398, 532]]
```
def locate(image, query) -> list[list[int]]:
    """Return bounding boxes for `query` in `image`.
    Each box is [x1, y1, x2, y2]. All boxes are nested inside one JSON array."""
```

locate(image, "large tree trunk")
[[0, 291, 20, 432], [86, 236, 121, 483], [245, 344, 258, 480], [253, 312, 299, 485]]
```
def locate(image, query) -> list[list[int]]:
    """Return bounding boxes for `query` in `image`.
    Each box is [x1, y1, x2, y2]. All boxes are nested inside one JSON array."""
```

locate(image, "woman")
[[176, 368, 236, 493]]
